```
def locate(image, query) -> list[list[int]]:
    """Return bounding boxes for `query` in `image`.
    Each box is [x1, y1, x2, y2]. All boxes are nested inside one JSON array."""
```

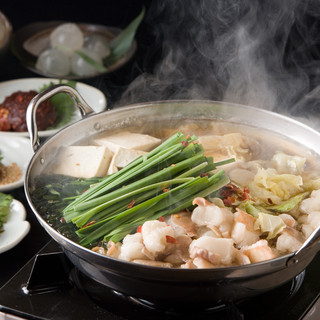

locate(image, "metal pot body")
[[25, 94, 320, 306]]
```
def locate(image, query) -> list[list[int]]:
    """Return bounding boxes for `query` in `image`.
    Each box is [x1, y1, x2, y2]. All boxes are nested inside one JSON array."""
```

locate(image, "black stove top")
[[0, 240, 319, 320]]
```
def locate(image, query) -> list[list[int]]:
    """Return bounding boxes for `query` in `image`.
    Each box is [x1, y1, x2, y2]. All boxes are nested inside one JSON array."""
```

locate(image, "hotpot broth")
[[30, 116, 320, 269]]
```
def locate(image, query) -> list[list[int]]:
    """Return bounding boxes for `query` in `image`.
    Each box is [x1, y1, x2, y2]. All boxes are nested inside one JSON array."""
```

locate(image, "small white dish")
[[0, 77, 107, 137], [0, 135, 33, 192], [0, 199, 30, 253]]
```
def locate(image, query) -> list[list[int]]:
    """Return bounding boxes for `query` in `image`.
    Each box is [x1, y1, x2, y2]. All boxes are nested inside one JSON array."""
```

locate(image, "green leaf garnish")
[[104, 7, 145, 66], [38, 80, 77, 128], [73, 7, 145, 73], [74, 50, 108, 73]]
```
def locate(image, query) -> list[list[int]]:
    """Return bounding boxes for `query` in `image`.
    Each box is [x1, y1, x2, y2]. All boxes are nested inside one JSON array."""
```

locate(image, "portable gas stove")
[[0, 240, 319, 320]]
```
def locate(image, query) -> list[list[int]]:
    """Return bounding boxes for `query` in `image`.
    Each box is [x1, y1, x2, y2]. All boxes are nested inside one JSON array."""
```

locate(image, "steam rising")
[[119, 0, 320, 126]]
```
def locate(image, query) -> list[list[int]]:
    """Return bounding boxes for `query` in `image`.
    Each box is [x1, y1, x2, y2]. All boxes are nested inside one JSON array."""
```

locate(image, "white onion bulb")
[[35, 48, 70, 76], [83, 34, 111, 58], [50, 23, 84, 52], [71, 48, 102, 76]]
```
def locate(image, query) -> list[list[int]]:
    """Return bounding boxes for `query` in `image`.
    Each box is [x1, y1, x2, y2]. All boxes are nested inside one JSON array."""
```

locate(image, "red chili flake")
[[127, 200, 135, 209], [137, 225, 142, 233], [170, 164, 176, 167], [200, 173, 209, 177], [82, 220, 96, 228], [162, 188, 171, 193], [166, 235, 178, 244], [244, 187, 250, 193], [158, 216, 165, 222], [238, 187, 252, 201], [223, 198, 233, 207], [267, 198, 273, 204], [60, 217, 66, 223], [181, 140, 189, 147], [220, 183, 253, 203]]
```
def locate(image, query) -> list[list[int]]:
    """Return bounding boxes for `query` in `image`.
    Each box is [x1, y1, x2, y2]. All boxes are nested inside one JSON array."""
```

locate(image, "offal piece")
[[0, 90, 57, 132], [102, 194, 308, 268]]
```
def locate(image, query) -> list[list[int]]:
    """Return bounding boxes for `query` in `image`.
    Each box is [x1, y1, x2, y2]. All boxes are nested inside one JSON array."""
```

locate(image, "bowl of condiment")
[[0, 78, 107, 137], [0, 135, 33, 192]]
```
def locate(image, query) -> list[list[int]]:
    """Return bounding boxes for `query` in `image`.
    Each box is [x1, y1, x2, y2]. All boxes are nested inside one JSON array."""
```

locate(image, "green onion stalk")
[[62, 131, 234, 247]]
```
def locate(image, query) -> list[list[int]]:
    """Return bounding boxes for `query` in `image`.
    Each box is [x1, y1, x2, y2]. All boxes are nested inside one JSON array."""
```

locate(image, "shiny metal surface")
[[24, 86, 320, 305], [26, 84, 94, 151], [304, 297, 320, 320]]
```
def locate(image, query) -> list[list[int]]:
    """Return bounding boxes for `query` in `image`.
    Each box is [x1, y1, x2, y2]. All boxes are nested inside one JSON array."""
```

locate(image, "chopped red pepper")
[[127, 200, 135, 209], [162, 188, 170, 193], [220, 183, 252, 206], [223, 198, 233, 207], [200, 173, 209, 177], [82, 220, 96, 229], [166, 235, 178, 244], [158, 216, 165, 222], [137, 225, 142, 233], [181, 140, 189, 147]]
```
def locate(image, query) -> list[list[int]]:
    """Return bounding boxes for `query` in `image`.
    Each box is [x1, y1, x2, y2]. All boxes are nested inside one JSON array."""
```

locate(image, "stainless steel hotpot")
[[24, 85, 320, 307]]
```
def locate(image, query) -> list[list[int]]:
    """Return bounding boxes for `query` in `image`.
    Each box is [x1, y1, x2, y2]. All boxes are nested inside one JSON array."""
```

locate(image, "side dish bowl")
[[11, 21, 137, 79], [0, 135, 33, 192], [0, 199, 30, 253], [0, 78, 106, 137]]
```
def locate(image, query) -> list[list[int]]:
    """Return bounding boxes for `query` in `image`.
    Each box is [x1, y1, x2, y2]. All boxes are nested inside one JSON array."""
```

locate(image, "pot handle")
[[286, 224, 320, 267], [26, 84, 94, 151]]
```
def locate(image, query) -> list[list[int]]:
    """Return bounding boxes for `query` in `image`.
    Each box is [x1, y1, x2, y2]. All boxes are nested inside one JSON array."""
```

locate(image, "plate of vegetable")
[[11, 8, 144, 79], [0, 78, 107, 137], [0, 193, 30, 253]]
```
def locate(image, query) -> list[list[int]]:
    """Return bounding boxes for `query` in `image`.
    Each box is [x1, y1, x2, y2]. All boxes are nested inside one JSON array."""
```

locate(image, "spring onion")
[[62, 131, 234, 246]]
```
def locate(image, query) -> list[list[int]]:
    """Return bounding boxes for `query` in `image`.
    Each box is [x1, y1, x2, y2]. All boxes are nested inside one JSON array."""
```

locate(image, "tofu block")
[[52, 146, 113, 178], [108, 147, 146, 175], [93, 131, 161, 153]]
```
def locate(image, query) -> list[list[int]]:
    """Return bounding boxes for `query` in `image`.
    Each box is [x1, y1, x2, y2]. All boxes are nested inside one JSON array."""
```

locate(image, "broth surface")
[[30, 120, 320, 268]]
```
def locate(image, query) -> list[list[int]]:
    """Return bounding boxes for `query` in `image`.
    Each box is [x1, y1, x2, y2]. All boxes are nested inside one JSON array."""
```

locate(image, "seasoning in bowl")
[[0, 151, 22, 185]]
